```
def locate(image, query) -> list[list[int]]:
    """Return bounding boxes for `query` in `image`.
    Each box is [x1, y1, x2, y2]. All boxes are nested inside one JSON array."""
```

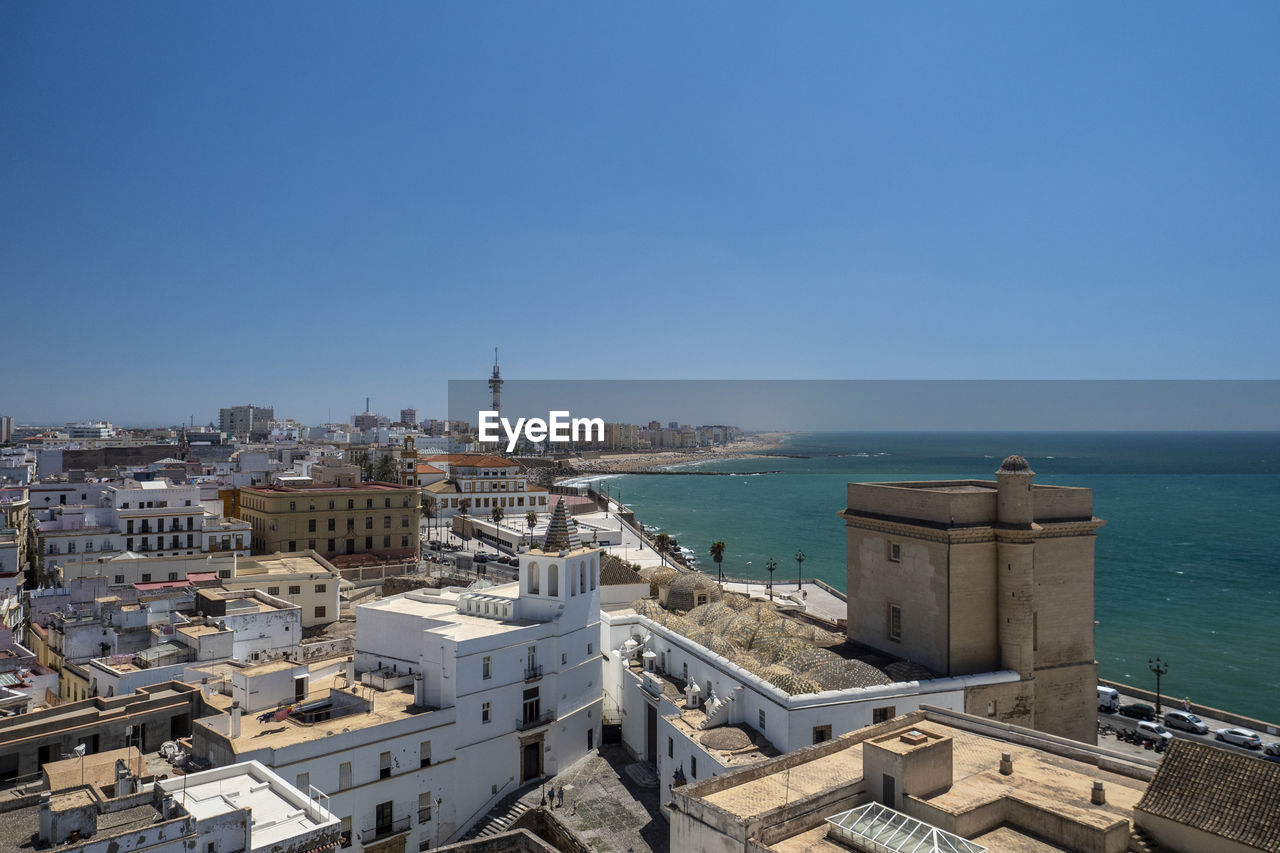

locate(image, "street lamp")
[[1148, 657, 1169, 716], [765, 558, 777, 601], [794, 549, 805, 591]]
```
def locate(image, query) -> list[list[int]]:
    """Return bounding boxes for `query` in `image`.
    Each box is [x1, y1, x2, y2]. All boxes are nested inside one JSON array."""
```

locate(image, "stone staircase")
[[461, 786, 536, 841]]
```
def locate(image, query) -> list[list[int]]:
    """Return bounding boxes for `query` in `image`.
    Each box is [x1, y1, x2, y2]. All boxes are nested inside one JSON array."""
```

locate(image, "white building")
[[192, 499, 605, 849], [65, 421, 116, 440], [84, 589, 300, 698], [423, 454, 550, 519], [102, 479, 249, 558], [601, 580, 1020, 807], [38, 758, 340, 853], [55, 552, 341, 630]]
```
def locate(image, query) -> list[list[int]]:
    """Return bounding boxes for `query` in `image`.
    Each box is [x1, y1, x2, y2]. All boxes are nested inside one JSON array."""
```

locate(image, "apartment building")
[[191, 500, 602, 849], [423, 455, 549, 519], [219, 404, 274, 441], [237, 481, 420, 561], [53, 552, 340, 630]]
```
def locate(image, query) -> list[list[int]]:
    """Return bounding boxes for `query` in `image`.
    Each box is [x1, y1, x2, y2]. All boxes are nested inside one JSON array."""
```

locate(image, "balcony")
[[360, 816, 410, 844], [515, 710, 554, 731], [523, 664, 543, 682]]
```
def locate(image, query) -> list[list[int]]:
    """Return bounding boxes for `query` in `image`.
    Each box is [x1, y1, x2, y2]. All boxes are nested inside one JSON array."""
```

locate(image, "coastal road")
[[1098, 698, 1280, 764]]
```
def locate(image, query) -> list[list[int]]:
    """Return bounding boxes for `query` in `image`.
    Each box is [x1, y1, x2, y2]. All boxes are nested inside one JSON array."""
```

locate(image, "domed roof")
[[665, 571, 723, 612], [999, 454, 1032, 473], [669, 572, 718, 591]]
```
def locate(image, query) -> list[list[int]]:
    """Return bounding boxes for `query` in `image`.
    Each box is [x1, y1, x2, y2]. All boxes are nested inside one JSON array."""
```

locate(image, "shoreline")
[[561, 432, 792, 476]]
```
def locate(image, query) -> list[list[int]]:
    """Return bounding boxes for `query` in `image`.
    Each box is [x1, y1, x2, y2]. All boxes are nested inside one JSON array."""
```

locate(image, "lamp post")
[[765, 558, 777, 601], [1148, 657, 1169, 716], [794, 549, 805, 591]]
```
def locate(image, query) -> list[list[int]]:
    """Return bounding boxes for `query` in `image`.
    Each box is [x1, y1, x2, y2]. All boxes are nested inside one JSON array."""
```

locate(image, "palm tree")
[[765, 558, 777, 601], [374, 454, 397, 483], [349, 449, 373, 481], [709, 541, 726, 583], [491, 505, 505, 527], [525, 510, 538, 547], [653, 533, 672, 566], [459, 498, 471, 516], [421, 495, 437, 539]]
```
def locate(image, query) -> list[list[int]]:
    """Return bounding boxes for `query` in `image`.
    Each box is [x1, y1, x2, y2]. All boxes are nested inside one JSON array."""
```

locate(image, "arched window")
[[590, 559, 597, 591], [548, 563, 559, 597], [528, 562, 540, 595], [580, 562, 587, 595]]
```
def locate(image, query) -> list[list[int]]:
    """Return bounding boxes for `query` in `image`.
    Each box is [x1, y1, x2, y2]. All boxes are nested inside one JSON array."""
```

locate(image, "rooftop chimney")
[[999, 752, 1013, 775], [230, 700, 242, 739], [1092, 780, 1106, 805]]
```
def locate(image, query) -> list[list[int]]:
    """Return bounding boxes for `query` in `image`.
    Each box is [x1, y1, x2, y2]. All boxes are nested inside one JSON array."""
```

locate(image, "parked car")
[[1119, 703, 1157, 722], [1215, 727, 1263, 749], [473, 553, 489, 563], [1163, 710, 1209, 734], [1137, 721, 1174, 745], [1097, 686, 1120, 713], [1264, 742, 1280, 757]]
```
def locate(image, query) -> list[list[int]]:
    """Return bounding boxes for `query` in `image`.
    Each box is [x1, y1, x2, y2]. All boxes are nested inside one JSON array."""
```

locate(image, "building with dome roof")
[[603, 583, 1019, 808], [661, 571, 723, 612], [839, 455, 1105, 744]]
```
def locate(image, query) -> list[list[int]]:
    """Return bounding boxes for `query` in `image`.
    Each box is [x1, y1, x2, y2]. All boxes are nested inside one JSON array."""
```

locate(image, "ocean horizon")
[[577, 430, 1280, 722]]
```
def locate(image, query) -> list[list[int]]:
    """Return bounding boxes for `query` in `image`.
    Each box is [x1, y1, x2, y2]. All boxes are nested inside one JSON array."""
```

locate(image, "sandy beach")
[[566, 432, 791, 474]]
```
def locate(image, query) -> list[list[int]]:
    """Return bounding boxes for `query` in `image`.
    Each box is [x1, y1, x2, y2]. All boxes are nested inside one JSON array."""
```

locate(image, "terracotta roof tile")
[[1136, 738, 1280, 852]]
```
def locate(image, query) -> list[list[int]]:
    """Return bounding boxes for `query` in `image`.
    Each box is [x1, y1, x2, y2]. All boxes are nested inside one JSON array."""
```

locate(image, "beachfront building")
[[237, 480, 420, 562], [424, 454, 550, 520], [668, 706, 1153, 853], [839, 455, 1105, 743], [601, 574, 1021, 811], [191, 506, 603, 849], [603, 422, 639, 450]]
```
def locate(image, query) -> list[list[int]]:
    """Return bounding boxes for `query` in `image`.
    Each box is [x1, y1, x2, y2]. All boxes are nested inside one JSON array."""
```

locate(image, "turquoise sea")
[[583, 432, 1280, 722]]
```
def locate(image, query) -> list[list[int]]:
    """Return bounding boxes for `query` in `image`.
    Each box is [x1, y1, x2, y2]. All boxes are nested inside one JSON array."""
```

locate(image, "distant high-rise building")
[[219, 405, 274, 441], [399, 408, 417, 427], [352, 412, 386, 431], [0, 415, 11, 444]]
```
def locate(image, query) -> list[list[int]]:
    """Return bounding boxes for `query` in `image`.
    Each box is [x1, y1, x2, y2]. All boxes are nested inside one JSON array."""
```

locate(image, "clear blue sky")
[[3, 2, 1278, 427]]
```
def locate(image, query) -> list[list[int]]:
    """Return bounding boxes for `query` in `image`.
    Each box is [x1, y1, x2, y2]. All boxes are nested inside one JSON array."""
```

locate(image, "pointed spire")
[[541, 497, 581, 552]]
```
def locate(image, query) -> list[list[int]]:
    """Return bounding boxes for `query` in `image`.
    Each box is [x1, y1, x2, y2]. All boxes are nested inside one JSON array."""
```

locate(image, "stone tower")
[[839, 455, 1105, 743]]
